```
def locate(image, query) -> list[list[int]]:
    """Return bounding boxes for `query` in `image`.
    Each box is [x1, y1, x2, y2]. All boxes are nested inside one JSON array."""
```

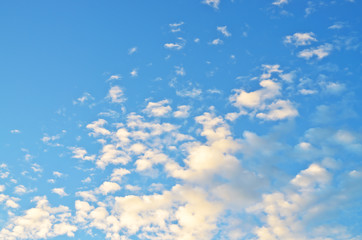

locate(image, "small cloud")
[[14, 185, 27, 194], [176, 88, 202, 98], [321, 82, 346, 94], [298, 43, 333, 60], [53, 171, 63, 178], [173, 105, 191, 118], [273, 0, 288, 6], [52, 187, 68, 197], [97, 181, 121, 195], [194, 38, 200, 43], [10, 129, 21, 134], [107, 74, 122, 81], [82, 177, 91, 183], [328, 22, 345, 30], [175, 66, 186, 76], [130, 68, 138, 77], [164, 43, 184, 50], [41, 134, 60, 144], [128, 47, 137, 55], [202, 0, 220, 9], [169, 22, 184, 32], [144, 100, 172, 117], [107, 86, 126, 103], [31, 163, 43, 173], [73, 92, 94, 105], [217, 26, 231, 37], [210, 38, 223, 45], [284, 32, 317, 46], [69, 147, 96, 161], [299, 89, 317, 95], [125, 184, 141, 191]]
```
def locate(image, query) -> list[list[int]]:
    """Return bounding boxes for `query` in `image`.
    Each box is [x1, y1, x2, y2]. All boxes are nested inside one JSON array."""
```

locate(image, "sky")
[[1, 0, 362, 239]]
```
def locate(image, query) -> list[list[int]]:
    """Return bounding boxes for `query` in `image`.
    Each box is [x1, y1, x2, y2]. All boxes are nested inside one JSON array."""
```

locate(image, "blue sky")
[[1, 0, 362, 239]]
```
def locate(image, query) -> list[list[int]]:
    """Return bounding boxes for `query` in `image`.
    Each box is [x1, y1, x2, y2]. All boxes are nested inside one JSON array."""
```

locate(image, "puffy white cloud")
[[284, 32, 317, 46], [256, 100, 298, 121], [97, 181, 121, 195], [298, 43, 333, 60], [10, 129, 21, 134], [97, 144, 131, 169], [144, 100, 172, 117], [86, 119, 111, 136], [107, 86, 126, 103], [135, 149, 169, 171], [69, 147, 96, 161], [110, 168, 130, 182], [291, 163, 331, 189], [230, 80, 280, 109], [173, 105, 190, 118], [52, 188, 69, 197], [0, 196, 77, 239]]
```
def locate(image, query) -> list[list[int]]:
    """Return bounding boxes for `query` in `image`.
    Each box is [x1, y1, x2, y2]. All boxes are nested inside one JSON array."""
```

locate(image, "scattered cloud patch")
[[284, 32, 317, 46], [217, 26, 231, 37], [298, 43, 333, 60]]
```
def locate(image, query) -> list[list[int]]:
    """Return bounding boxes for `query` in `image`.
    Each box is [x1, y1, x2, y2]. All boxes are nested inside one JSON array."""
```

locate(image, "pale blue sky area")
[[1, 0, 362, 239]]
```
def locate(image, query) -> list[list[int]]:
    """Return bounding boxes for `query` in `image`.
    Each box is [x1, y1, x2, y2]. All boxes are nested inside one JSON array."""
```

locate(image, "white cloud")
[[175, 66, 186, 76], [176, 88, 202, 98], [128, 47, 137, 55], [97, 181, 121, 195], [299, 89, 317, 95], [107, 86, 126, 103], [69, 147, 96, 161], [173, 105, 191, 118], [291, 163, 330, 188], [328, 22, 345, 30], [107, 74, 121, 81], [73, 92, 94, 105], [284, 32, 317, 46], [0, 196, 77, 239], [110, 168, 130, 182], [169, 22, 184, 32], [298, 43, 333, 60], [210, 38, 223, 45], [164, 38, 186, 50], [272, 0, 288, 6], [10, 129, 21, 134], [203, 0, 220, 9], [14, 185, 27, 194], [217, 26, 231, 37], [230, 80, 280, 109], [86, 119, 111, 136], [130, 68, 138, 77], [144, 100, 172, 117], [52, 188, 69, 197], [97, 144, 131, 169], [53, 171, 63, 178], [256, 100, 298, 121]]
